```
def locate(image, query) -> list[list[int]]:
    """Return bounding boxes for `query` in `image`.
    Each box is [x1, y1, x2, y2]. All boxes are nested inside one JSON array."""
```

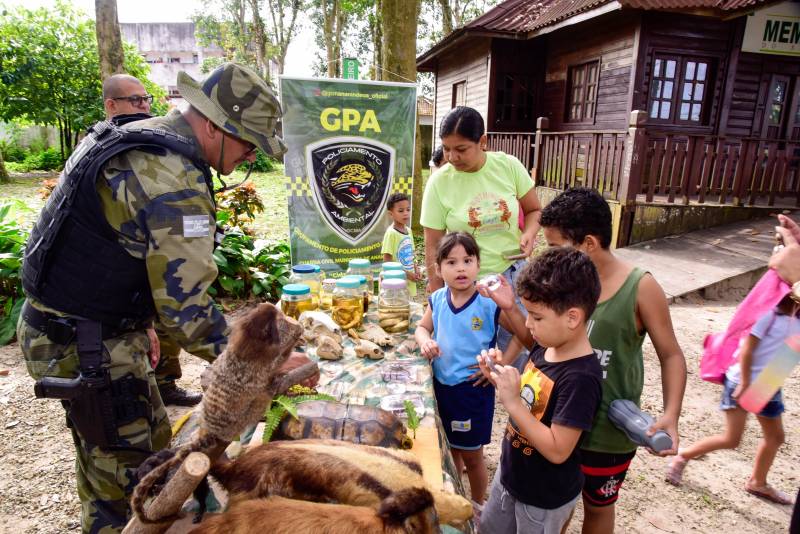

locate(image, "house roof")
[[417, 0, 771, 69]]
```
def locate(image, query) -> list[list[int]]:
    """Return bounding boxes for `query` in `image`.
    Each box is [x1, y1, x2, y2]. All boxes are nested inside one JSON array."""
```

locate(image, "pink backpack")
[[700, 269, 790, 384]]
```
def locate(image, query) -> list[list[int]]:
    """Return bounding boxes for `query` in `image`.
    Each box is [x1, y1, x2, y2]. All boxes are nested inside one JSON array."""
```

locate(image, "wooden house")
[[417, 0, 800, 246]]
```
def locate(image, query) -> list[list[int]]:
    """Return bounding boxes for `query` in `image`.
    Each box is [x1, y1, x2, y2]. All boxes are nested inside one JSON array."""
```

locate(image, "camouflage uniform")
[[153, 328, 182, 388], [18, 63, 285, 533]]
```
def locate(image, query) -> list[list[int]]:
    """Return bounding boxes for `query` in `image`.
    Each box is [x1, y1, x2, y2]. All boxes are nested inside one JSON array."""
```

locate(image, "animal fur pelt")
[[209, 439, 473, 526], [188, 491, 440, 534], [131, 303, 317, 524]]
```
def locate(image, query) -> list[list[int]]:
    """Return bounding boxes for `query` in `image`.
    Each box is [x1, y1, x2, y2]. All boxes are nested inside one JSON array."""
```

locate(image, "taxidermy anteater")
[[188, 490, 440, 534], [131, 303, 315, 524], [208, 439, 473, 526]]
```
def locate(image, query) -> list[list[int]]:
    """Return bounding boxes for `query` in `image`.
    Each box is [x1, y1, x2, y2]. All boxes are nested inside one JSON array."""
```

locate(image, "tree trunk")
[[437, 0, 454, 35], [248, 0, 270, 81], [381, 0, 422, 231], [370, 0, 383, 80], [94, 0, 125, 80], [0, 149, 9, 183], [321, 0, 342, 78], [267, 0, 300, 76]]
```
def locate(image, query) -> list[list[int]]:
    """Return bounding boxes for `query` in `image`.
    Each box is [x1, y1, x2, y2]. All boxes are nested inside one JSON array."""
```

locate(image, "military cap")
[[177, 63, 287, 156]]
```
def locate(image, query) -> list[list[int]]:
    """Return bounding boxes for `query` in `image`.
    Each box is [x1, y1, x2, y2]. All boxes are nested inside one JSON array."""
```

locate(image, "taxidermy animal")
[[188, 491, 440, 534], [131, 303, 317, 524], [209, 439, 473, 526]]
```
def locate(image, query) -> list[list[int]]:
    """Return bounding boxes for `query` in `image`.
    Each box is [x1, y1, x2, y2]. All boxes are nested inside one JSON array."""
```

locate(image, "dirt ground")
[[0, 294, 798, 533]]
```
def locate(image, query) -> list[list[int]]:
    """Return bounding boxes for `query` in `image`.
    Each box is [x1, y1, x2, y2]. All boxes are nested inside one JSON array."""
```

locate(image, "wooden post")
[[122, 452, 211, 534], [532, 117, 549, 184], [616, 111, 647, 247]]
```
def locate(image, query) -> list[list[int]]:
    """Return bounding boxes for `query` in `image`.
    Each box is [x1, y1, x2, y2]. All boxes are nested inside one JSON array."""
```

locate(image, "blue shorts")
[[433, 378, 495, 450], [720, 376, 785, 418]]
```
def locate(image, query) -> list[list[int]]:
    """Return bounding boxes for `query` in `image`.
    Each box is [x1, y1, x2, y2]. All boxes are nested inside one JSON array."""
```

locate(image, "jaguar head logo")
[[331, 163, 373, 203]]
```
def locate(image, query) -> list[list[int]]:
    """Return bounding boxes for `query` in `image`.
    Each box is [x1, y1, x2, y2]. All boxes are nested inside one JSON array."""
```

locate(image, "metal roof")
[[418, 0, 773, 68]]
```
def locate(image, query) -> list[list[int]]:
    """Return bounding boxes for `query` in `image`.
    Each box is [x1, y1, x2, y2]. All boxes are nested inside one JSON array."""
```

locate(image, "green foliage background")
[[0, 1, 167, 156]]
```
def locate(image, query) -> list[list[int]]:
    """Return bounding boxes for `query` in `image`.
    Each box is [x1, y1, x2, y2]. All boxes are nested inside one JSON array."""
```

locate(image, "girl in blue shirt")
[[415, 231, 529, 512]]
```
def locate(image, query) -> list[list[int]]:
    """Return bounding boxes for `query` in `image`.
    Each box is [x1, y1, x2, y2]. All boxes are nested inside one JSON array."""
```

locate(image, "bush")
[[237, 149, 276, 173], [0, 199, 32, 345], [1, 143, 28, 162], [210, 231, 290, 302], [216, 181, 265, 233], [8, 148, 64, 173]]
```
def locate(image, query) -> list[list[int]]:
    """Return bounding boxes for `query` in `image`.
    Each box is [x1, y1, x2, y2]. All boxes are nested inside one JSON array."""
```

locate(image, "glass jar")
[[332, 277, 363, 329], [379, 269, 406, 292], [347, 258, 374, 295], [349, 274, 370, 312], [280, 283, 316, 319], [378, 278, 410, 333], [289, 264, 321, 306], [320, 278, 336, 310]]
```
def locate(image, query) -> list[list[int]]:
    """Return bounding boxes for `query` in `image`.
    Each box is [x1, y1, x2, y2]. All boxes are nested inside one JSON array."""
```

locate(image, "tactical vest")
[[22, 120, 214, 329]]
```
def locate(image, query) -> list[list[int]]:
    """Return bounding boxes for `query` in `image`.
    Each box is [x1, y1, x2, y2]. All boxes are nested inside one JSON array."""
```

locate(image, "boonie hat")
[[177, 62, 287, 156]]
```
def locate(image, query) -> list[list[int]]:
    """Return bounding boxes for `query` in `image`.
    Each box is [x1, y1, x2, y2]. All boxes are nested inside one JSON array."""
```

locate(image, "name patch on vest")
[[183, 215, 210, 238]]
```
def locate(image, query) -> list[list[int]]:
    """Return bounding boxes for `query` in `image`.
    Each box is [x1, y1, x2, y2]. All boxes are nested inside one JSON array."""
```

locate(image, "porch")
[[486, 111, 800, 246]]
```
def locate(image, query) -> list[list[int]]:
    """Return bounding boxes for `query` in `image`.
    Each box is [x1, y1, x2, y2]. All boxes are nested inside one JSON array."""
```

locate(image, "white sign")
[[742, 1, 800, 56]]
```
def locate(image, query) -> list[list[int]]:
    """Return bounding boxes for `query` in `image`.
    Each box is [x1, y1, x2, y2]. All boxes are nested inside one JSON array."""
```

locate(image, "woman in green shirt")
[[421, 106, 542, 366]]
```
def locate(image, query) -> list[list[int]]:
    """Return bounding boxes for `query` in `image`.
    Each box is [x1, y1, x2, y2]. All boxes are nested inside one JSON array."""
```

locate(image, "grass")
[[1, 167, 290, 243]]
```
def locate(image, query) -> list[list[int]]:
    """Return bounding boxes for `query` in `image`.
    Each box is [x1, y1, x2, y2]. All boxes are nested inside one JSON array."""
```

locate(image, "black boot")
[[159, 384, 202, 407]]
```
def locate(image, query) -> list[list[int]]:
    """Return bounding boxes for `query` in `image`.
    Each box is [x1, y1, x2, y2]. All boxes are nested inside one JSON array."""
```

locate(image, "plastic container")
[[332, 277, 363, 329], [320, 278, 336, 310], [378, 278, 410, 333], [280, 283, 316, 319], [382, 261, 403, 272], [349, 274, 370, 312], [607, 399, 673, 452], [347, 258, 374, 295], [379, 269, 406, 292], [289, 264, 321, 306]]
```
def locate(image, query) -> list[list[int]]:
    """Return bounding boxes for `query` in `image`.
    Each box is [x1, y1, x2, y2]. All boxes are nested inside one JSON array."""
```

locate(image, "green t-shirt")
[[420, 151, 533, 275], [582, 268, 647, 453], [381, 224, 417, 296]]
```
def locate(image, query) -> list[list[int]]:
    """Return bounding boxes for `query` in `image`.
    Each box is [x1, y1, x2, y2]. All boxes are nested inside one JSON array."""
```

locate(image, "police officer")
[[102, 73, 203, 407], [17, 63, 294, 533]]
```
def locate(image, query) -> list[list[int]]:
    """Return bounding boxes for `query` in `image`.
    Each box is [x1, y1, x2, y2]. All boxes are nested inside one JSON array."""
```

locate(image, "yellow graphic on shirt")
[[471, 316, 483, 330], [505, 362, 554, 450]]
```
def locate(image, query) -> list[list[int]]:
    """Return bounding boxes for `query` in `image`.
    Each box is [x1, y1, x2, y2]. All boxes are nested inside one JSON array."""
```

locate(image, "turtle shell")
[[273, 400, 413, 449]]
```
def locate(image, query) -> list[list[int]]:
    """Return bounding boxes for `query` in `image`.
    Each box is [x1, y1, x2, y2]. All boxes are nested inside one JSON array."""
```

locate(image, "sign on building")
[[742, 0, 800, 57], [342, 58, 359, 80], [280, 77, 417, 273]]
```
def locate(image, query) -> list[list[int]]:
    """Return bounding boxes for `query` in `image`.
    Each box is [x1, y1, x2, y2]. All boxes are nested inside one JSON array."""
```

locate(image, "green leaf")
[[404, 400, 420, 439]]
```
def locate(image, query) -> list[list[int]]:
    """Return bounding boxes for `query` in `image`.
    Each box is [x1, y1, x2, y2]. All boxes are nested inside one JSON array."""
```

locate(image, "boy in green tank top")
[[540, 188, 687, 534]]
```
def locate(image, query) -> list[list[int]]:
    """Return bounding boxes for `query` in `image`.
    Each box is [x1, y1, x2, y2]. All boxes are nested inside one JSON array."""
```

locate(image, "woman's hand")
[[519, 230, 537, 257], [770, 221, 800, 284], [732, 381, 749, 400]]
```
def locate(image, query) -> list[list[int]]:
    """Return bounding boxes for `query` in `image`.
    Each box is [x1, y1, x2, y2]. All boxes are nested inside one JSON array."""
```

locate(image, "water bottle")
[[607, 399, 672, 452]]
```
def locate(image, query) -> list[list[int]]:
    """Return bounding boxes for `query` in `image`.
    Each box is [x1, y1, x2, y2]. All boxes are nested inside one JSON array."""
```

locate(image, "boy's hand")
[[477, 275, 516, 311], [420, 339, 440, 360], [492, 363, 522, 406], [646, 414, 679, 456], [732, 381, 749, 400], [470, 349, 504, 386]]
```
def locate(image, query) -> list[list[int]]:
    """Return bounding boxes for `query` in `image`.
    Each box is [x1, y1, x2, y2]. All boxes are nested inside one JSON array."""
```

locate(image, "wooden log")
[[122, 452, 211, 534]]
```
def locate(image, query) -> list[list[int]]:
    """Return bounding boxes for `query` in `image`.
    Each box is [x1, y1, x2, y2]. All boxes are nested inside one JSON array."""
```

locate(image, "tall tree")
[[266, 0, 301, 75], [381, 0, 424, 231], [0, 150, 8, 184], [316, 0, 346, 77], [437, 0, 455, 35], [368, 0, 382, 80], [94, 0, 125, 79]]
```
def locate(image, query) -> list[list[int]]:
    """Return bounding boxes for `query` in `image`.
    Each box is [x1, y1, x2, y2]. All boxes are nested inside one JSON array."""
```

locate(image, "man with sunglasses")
[[103, 74, 205, 409], [18, 63, 317, 533]]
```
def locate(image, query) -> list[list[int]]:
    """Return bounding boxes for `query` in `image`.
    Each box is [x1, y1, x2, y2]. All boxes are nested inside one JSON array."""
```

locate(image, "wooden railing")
[[486, 131, 535, 169], [640, 133, 800, 206], [535, 129, 628, 200]]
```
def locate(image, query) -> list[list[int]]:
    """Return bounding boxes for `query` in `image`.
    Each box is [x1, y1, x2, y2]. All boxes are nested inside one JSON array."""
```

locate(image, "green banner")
[[280, 77, 417, 275], [342, 58, 359, 79]]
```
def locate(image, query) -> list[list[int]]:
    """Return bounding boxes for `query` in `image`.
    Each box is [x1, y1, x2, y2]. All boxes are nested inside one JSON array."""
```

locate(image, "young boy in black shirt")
[[477, 247, 603, 533]]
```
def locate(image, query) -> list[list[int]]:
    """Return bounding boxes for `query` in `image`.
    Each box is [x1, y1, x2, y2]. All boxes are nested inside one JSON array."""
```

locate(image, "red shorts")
[[580, 449, 637, 507]]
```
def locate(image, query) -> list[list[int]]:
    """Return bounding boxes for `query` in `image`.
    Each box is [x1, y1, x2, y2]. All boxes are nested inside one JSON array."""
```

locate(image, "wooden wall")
[[542, 11, 638, 131], [432, 37, 492, 141], [636, 12, 732, 133]]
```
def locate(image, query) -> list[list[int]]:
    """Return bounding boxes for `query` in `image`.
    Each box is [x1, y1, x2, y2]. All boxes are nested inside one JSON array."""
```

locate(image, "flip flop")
[[745, 484, 793, 505], [665, 455, 687, 486]]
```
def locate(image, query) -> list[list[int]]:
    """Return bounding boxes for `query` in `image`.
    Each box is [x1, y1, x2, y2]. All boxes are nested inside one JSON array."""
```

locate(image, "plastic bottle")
[[607, 399, 672, 452]]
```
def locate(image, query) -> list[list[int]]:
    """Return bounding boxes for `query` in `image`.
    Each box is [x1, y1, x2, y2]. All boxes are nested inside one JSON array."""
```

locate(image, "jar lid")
[[310, 264, 321, 273], [351, 275, 367, 285], [292, 264, 315, 274], [336, 277, 360, 289], [283, 283, 311, 295], [382, 261, 403, 271], [348, 258, 371, 268], [323, 278, 337, 284], [381, 279, 407, 290], [383, 270, 406, 280]]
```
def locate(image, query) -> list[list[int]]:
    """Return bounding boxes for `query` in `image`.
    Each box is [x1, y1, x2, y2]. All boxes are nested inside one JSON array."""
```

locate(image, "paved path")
[[615, 210, 800, 300]]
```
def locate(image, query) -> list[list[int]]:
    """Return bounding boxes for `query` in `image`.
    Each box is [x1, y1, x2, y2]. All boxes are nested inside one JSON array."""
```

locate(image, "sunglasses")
[[112, 94, 154, 105], [221, 129, 257, 157]]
